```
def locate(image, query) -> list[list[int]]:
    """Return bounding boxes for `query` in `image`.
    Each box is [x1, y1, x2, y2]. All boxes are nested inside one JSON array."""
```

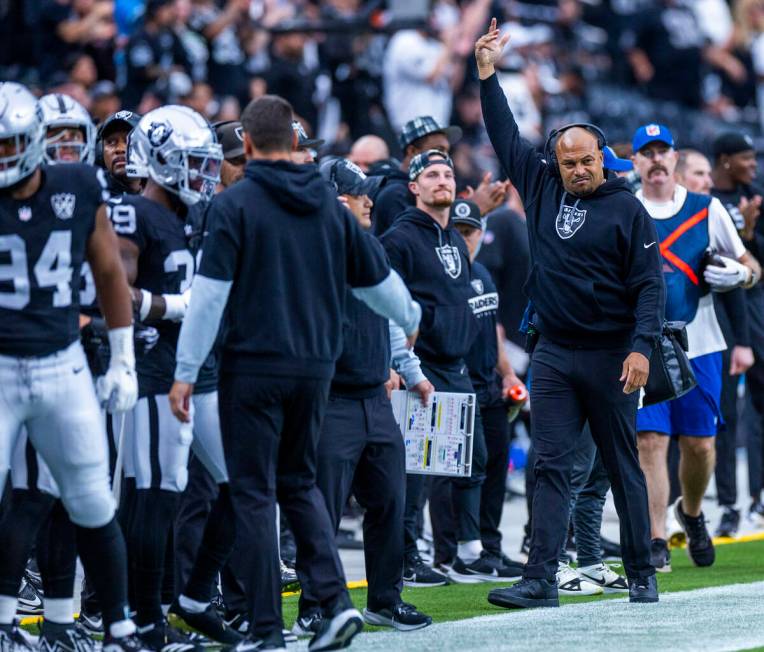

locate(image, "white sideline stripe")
[[326, 581, 764, 651]]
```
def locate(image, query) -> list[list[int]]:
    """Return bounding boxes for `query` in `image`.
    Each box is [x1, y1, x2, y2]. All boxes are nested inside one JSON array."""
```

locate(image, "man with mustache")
[[631, 124, 760, 573], [476, 18, 665, 609], [96, 111, 144, 197]]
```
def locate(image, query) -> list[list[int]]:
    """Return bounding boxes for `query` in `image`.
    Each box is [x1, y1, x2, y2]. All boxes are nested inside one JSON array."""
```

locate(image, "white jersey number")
[[164, 249, 195, 293], [0, 231, 74, 310]]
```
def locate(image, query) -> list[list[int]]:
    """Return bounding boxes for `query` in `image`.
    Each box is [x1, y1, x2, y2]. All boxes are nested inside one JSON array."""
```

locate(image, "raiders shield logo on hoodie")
[[435, 245, 462, 279], [556, 204, 586, 239]]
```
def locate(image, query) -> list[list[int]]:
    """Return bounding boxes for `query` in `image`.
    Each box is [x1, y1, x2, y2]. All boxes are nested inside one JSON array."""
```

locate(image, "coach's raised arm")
[[475, 19, 666, 610]]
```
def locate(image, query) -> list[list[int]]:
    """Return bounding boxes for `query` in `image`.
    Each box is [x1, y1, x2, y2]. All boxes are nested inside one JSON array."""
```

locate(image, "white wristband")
[[163, 294, 186, 321], [108, 325, 135, 367], [139, 289, 152, 321]]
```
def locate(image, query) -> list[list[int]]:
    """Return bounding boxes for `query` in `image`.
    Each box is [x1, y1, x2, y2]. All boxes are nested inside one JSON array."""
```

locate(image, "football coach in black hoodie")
[[168, 95, 422, 652], [476, 20, 665, 608]]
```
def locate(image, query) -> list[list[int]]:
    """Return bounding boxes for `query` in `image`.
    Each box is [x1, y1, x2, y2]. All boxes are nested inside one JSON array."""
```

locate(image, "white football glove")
[[703, 256, 751, 292], [97, 325, 138, 413], [163, 287, 192, 322]]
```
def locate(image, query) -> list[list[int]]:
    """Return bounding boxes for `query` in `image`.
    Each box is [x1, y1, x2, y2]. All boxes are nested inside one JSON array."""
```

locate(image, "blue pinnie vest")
[[652, 191, 712, 324]]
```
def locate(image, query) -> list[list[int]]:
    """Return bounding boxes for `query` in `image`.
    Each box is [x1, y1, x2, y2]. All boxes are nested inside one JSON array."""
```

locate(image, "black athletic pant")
[[525, 338, 653, 582], [715, 349, 740, 508], [219, 372, 348, 639], [404, 362, 487, 559], [479, 402, 511, 557], [299, 391, 405, 614], [745, 357, 764, 502]]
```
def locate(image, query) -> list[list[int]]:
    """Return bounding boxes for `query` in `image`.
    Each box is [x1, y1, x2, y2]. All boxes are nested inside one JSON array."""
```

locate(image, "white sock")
[[44, 598, 74, 625], [109, 619, 136, 639], [161, 604, 171, 617], [0, 595, 17, 625], [179, 594, 208, 614], [457, 540, 483, 563]]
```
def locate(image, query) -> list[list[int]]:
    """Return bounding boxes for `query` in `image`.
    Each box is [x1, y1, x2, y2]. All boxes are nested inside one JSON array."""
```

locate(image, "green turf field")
[[281, 539, 764, 631]]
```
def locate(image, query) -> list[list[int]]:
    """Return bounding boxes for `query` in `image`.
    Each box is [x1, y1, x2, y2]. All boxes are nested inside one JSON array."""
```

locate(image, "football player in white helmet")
[[38, 93, 96, 165], [110, 105, 234, 651], [0, 81, 142, 652]]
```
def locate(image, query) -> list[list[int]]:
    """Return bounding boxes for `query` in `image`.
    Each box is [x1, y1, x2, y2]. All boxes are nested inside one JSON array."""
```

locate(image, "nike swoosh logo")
[[73, 366, 84, 374], [644, 242, 656, 249]]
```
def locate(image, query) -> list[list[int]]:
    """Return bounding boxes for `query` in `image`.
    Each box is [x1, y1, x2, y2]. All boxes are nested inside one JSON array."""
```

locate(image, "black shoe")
[[600, 535, 622, 561], [102, 633, 151, 652], [40, 621, 97, 652], [449, 552, 523, 583], [17, 574, 43, 614], [650, 538, 671, 573], [224, 612, 249, 635], [280, 560, 299, 592], [291, 612, 322, 638], [402, 554, 449, 587], [0, 624, 37, 652], [674, 498, 715, 567], [308, 596, 363, 652], [715, 507, 740, 538], [227, 631, 286, 652], [78, 610, 104, 636], [628, 575, 659, 603], [363, 602, 432, 631], [170, 601, 243, 645], [137, 621, 204, 652], [487, 578, 559, 609]]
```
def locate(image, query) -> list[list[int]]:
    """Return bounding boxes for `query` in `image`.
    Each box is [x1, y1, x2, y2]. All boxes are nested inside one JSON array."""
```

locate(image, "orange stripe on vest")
[[658, 207, 709, 286]]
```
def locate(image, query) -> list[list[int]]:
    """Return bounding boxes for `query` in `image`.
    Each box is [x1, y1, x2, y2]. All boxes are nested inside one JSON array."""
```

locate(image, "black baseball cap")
[[712, 131, 755, 158], [97, 110, 142, 141], [319, 157, 384, 196], [292, 120, 325, 149], [408, 149, 455, 181], [213, 120, 245, 160], [450, 199, 482, 229], [399, 116, 462, 150]]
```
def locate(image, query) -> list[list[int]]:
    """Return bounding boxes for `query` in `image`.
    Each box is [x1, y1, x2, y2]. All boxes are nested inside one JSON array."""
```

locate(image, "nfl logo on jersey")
[[18, 206, 32, 222], [51, 193, 76, 220]]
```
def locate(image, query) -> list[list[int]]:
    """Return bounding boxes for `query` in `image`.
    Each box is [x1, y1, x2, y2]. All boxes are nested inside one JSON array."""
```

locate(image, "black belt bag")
[[643, 321, 697, 407]]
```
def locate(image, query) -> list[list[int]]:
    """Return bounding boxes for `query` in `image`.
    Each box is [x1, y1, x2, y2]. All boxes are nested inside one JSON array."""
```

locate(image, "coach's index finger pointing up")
[[475, 18, 510, 80]]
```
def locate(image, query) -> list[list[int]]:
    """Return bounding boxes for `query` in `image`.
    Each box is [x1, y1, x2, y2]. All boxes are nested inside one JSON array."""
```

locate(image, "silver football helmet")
[[127, 105, 222, 206], [0, 82, 45, 188], [39, 93, 96, 165]]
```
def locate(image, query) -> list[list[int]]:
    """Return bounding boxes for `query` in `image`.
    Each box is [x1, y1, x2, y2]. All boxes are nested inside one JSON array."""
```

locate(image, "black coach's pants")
[[404, 362, 487, 559], [526, 338, 653, 581], [219, 373, 348, 638], [479, 402, 510, 557], [715, 348, 739, 508], [299, 391, 405, 614]]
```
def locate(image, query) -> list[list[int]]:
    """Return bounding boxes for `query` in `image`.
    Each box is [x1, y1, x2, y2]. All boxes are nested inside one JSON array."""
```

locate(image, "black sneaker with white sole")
[[448, 552, 522, 583], [308, 598, 363, 652], [362, 602, 432, 631], [402, 555, 449, 587], [291, 612, 322, 638], [674, 498, 715, 567], [715, 507, 740, 538], [487, 578, 559, 609], [102, 633, 150, 652], [169, 602, 243, 645], [650, 538, 671, 573], [78, 611, 104, 637], [137, 621, 204, 652], [17, 576, 43, 614], [628, 575, 659, 603], [39, 621, 97, 652], [227, 631, 286, 652], [0, 625, 36, 652]]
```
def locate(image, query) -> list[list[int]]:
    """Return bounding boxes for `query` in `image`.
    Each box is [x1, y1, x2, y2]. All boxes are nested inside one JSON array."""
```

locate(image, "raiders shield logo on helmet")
[[435, 245, 462, 279], [555, 204, 586, 240], [148, 120, 172, 147], [51, 193, 76, 220]]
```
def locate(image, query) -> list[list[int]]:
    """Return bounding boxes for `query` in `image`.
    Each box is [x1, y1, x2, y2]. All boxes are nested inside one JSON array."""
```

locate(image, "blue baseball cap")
[[632, 124, 674, 154], [603, 146, 633, 172]]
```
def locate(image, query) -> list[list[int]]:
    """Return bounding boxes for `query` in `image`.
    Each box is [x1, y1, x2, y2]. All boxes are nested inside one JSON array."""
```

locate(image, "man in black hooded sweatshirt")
[[169, 95, 422, 652], [476, 19, 665, 609]]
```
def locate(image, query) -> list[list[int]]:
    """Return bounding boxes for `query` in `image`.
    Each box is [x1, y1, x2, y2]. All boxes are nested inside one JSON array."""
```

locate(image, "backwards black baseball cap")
[[213, 120, 245, 160], [319, 157, 384, 196], [450, 199, 482, 229], [292, 120, 325, 150], [712, 131, 755, 159], [408, 149, 455, 181]]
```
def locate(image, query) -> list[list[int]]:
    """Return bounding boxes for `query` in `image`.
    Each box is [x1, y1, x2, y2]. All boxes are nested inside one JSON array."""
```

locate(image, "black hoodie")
[[198, 159, 390, 379], [381, 207, 479, 365], [371, 168, 413, 236], [480, 73, 664, 356]]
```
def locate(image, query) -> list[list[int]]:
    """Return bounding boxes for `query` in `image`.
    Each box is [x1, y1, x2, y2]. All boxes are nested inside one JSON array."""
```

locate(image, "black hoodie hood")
[[244, 159, 325, 214]]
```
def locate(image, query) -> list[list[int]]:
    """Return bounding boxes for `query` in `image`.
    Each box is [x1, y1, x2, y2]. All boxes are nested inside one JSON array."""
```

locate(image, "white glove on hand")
[[163, 287, 192, 321], [703, 256, 750, 292], [97, 325, 138, 413]]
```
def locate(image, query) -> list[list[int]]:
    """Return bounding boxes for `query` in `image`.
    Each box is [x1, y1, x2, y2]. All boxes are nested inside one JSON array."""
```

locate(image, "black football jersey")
[[109, 194, 195, 396], [0, 163, 108, 356]]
